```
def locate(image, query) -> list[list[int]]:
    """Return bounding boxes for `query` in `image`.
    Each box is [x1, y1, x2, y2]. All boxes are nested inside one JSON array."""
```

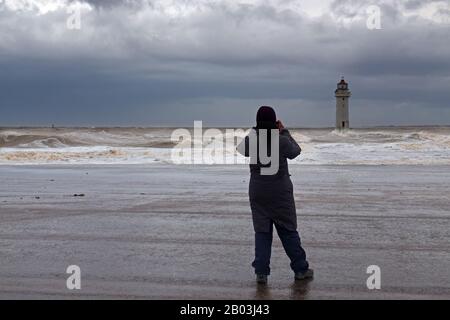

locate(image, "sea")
[[1, 126, 450, 165]]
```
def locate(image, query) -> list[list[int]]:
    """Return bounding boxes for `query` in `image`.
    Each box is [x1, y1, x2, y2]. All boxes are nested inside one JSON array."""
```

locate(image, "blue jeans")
[[252, 222, 309, 275]]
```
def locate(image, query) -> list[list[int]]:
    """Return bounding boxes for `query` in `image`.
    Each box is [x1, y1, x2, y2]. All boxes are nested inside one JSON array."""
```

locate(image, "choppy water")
[[1, 126, 450, 165]]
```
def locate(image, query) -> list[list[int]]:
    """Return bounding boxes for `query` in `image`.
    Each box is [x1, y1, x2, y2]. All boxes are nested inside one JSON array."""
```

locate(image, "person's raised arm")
[[277, 120, 301, 160]]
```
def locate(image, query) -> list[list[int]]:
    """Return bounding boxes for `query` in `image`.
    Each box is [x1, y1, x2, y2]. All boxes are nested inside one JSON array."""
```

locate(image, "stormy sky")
[[0, 0, 449, 127]]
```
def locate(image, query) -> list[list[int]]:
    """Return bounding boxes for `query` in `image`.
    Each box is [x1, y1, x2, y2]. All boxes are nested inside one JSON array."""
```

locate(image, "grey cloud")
[[75, 0, 144, 8], [0, 0, 449, 126]]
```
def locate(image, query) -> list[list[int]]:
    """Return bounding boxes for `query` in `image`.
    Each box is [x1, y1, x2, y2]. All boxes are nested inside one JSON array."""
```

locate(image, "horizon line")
[[1, 124, 450, 129]]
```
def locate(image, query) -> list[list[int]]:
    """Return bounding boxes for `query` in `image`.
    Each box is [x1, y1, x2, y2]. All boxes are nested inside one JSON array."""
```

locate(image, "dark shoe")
[[295, 269, 314, 280], [256, 274, 268, 284]]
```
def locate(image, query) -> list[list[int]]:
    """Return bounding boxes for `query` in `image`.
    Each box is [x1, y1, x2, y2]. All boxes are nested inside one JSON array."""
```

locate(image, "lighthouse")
[[335, 77, 351, 129]]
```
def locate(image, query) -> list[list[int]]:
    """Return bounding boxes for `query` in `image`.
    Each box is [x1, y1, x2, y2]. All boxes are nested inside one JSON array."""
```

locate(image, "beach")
[[1, 164, 449, 299]]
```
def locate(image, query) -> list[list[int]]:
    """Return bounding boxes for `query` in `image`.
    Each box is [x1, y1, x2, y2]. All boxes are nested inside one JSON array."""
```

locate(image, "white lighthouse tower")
[[335, 77, 351, 130]]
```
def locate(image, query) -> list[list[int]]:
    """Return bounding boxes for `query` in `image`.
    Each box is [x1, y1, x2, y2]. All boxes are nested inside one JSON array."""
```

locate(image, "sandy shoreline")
[[0, 164, 449, 299]]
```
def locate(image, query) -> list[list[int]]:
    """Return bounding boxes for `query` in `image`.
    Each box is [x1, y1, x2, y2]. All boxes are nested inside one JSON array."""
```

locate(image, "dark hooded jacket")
[[237, 128, 302, 232]]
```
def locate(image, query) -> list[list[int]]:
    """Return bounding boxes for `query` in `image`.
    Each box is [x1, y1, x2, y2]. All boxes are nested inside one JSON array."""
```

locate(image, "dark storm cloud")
[[0, 0, 449, 126]]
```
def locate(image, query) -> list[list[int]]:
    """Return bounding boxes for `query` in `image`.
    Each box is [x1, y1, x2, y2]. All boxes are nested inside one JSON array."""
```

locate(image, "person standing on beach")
[[237, 106, 313, 284]]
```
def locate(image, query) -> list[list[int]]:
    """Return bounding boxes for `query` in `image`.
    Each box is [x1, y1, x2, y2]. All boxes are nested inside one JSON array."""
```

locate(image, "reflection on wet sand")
[[254, 283, 272, 300], [254, 279, 312, 300], [290, 279, 312, 300]]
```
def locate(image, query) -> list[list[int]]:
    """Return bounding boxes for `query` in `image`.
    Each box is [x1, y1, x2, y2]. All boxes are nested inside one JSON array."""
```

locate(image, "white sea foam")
[[1, 127, 450, 165]]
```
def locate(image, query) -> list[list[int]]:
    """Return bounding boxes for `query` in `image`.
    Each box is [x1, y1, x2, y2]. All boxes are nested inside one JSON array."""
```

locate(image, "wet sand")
[[0, 164, 449, 299]]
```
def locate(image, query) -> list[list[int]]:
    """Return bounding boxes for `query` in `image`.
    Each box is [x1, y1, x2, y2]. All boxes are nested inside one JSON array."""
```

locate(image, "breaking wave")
[[1, 126, 450, 165]]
